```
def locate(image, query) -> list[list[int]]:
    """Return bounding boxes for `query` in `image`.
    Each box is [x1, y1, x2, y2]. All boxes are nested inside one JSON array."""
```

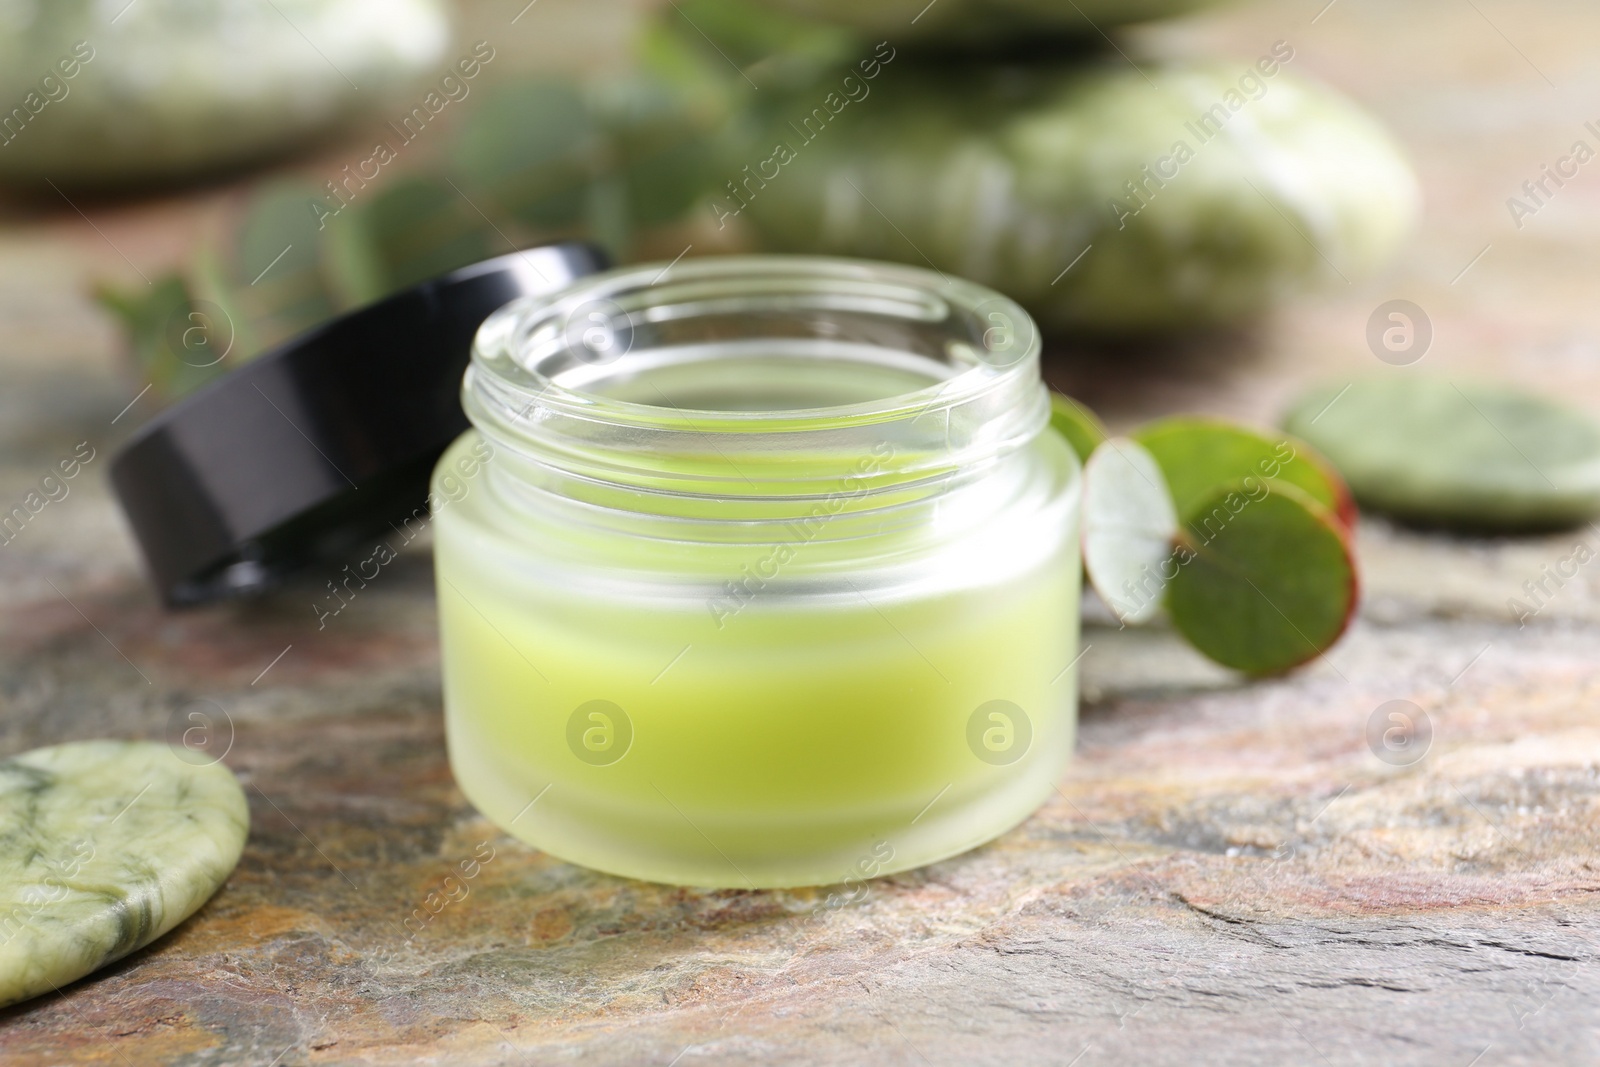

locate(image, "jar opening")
[[554, 344, 956, 413], [463, 256, 1049, 521]]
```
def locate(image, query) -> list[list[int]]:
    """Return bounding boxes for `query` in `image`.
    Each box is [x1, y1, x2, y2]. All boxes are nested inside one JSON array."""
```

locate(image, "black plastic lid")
[[109, 244, 607, 606]]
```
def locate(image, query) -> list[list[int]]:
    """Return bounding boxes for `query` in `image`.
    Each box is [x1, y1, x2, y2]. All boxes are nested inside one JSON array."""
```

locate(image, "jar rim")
[[467, 254, 1041, 433], [460, 254, 1051, 523]]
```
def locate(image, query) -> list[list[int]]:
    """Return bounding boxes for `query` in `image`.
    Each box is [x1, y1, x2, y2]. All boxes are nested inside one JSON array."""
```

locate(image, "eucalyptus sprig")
[[1054, 394, 1358, 675], [95, 12, 746, 404]]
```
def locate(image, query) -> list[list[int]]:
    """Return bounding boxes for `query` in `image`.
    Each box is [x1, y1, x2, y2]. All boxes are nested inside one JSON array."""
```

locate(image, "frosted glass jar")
[[432, 256, 1080, 888]]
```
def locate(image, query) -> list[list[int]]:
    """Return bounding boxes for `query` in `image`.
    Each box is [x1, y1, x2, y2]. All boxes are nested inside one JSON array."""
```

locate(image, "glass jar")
[[432, 256, 1081, 888]]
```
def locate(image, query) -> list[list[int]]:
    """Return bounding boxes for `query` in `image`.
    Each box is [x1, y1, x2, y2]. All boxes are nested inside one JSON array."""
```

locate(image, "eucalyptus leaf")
[[1284, 376, 1600, 531], [592, 75, 732, 229], [453, 82, 598, 232], [635, 12, 750, 102], [1166, 481, 1357, 675], [656, 0, 861, 84], [95, 275, 229, 399], [1081, 438, 1179, 625], [328, 177, 497, 304], [187, 245, 256, 375], [1135, 416, 1353, 528], [1049, 392, 1109, 465], [232, 181, 341, 351]]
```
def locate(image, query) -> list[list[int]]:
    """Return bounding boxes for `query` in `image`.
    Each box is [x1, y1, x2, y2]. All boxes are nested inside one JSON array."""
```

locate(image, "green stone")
[[0, 741, 248, 1008], [0, 0, 450, 186], [1284, 377, 1600, 531], [729, 0, 1229, 43], [738, 60, 1417, 334]]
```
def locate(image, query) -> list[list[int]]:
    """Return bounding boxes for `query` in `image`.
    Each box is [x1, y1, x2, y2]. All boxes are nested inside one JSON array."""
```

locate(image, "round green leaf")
[[453, 82, 596, 230], [332, 177, 496, 303], [1166, 481, 1357, 675], [593, 75, 728, 228], [1284, 376, 1600, 531], [1049, 392, 1109, 465], [1135, 416, 1354, 528], [95, 274, 228, 400], [1082, 437, 1178, 625], [233, 180, 340, 347], [656, 0, 859, 76]]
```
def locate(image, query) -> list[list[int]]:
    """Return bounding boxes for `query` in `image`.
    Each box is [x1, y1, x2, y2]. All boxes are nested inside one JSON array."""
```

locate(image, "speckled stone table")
[[2, 0, 1600, 1063]]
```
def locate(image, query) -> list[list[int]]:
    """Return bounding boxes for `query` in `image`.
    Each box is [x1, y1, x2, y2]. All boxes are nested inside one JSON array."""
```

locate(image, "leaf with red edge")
[[1165, 481, 1358, 675], [1135, 416, 1356, 530]]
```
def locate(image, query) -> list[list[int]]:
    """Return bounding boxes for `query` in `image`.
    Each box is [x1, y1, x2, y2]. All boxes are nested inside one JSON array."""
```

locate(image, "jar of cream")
[[433, 256, 1081, 888]]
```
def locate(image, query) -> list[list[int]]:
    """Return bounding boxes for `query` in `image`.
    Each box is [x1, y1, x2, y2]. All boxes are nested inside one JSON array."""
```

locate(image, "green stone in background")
[[0, 741, 249, 1009], [0, 0, 450, 186], [737, 60, 1417, 334], [1284, 376, 1600, 531], [732, 0, 1229, 43]]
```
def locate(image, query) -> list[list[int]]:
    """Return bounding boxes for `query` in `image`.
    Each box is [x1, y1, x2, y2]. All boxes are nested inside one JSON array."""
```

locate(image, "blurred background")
[[2, 0, 1598, 534]]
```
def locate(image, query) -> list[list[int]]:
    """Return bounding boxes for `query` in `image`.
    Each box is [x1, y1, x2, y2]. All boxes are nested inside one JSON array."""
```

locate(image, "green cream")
[[435, 256, 1081, 888], [434, 431, 1079, 888]]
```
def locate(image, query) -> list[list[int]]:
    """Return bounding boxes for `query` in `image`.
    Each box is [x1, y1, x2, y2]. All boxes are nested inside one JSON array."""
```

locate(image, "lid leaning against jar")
[[109, 244, 608, 607]]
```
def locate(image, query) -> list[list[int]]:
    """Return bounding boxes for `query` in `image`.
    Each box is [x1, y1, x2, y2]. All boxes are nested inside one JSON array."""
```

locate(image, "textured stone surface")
[[2, 0, 1600, 1063], [0, 741, 249, 1009]]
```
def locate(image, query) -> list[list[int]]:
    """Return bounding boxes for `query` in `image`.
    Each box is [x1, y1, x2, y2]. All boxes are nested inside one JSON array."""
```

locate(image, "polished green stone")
[[1284, 376, 1600, 531], [0, 0, 451, 185], [0, 741, 248, 1008], [739, 60, 1418, 334], [734, 0, 1228, 42]]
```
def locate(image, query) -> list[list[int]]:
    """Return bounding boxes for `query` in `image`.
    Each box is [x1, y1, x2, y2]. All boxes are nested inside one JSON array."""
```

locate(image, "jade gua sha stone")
[[0, 741, 248, 1008], [1285, 376, 1600, 531]]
